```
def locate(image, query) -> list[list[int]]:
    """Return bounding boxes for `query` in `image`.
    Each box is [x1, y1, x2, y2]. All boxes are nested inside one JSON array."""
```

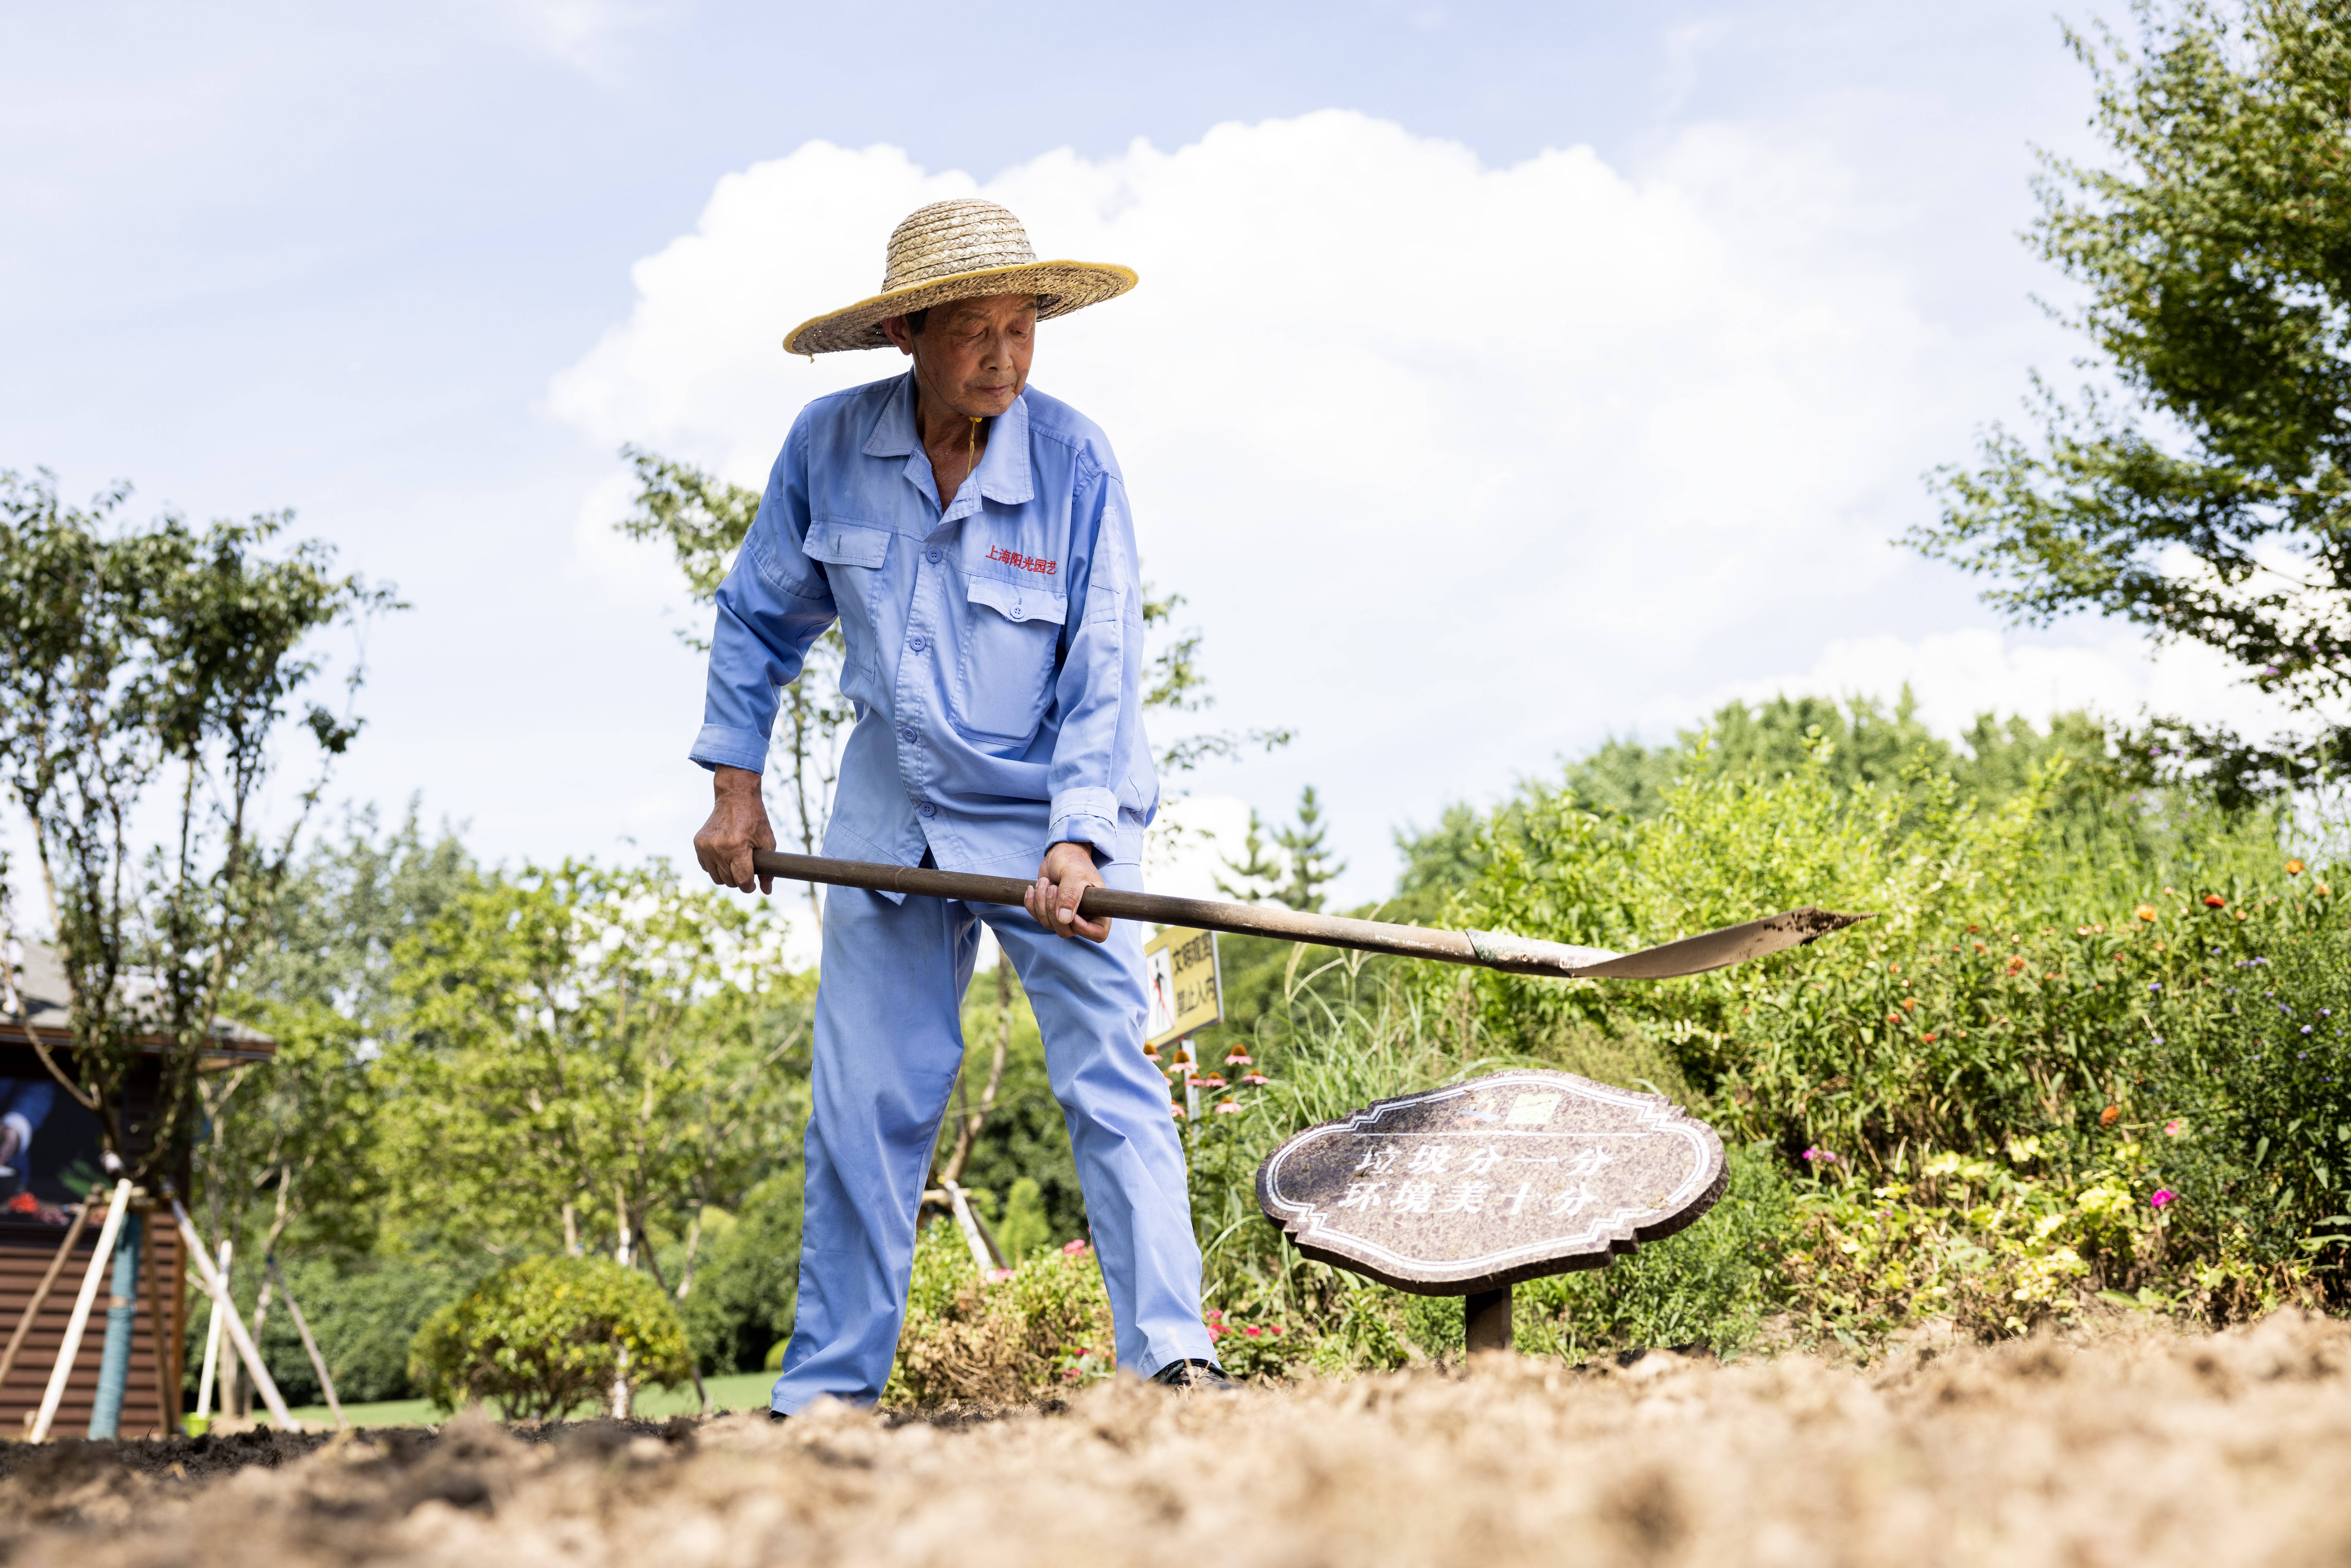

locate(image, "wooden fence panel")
[[0, 1211, 184, 1440]]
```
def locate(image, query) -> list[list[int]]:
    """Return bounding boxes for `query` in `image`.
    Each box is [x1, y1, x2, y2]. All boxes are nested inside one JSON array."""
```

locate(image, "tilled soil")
[[6, 1312, 2351, 1567]]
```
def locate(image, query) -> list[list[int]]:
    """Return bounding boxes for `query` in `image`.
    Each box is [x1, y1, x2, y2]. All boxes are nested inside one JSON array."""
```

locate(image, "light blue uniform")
[[692, 371, 1212, 1412]]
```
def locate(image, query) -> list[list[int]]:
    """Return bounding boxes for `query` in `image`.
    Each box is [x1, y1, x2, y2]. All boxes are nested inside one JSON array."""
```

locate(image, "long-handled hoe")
[[749, 850, 1867, 979]]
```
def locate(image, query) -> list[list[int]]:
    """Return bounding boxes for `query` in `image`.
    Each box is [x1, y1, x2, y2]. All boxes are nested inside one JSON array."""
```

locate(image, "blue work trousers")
[[770, 861, 1211, 1413]]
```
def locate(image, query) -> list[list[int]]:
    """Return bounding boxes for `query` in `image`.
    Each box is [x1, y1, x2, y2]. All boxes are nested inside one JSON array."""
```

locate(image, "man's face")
[[885, 293, 1037, 421]]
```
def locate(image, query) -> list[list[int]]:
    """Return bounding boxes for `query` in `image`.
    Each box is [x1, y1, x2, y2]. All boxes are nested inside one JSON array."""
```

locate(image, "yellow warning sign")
[[1143, 927, 1222, 1048]]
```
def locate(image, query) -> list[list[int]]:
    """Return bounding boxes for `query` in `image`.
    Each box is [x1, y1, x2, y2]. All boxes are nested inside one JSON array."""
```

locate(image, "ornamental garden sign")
[[1255, 1068, 1727, 1351]]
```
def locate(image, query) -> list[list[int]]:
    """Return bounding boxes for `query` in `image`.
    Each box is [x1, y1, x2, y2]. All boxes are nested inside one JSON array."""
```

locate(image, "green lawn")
[[279, 1369, 779, 1430]]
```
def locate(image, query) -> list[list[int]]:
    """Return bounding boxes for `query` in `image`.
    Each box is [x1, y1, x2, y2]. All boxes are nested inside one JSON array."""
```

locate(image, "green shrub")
[[1516, 1142, 1794, 1359], [992, 1177, 1052, 1264], [185, 1249, 491, 1406], [409, 1255, 692, 1420], [2156, 909, 2351, 1272], [673, 1171, 802, 1374]]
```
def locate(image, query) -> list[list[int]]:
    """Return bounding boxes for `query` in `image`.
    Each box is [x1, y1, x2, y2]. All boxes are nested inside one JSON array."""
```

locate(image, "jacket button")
[[926, 549, 942, 564], [918, 801, 938, 818], [1010, 603, 1026, 621], [899, 726, 915, 743], [908, 636, 925, 652]]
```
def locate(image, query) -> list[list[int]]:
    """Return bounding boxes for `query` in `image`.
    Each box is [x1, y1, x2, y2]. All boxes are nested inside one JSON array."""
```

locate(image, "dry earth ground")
[[7, 1312, 2351, 1566]]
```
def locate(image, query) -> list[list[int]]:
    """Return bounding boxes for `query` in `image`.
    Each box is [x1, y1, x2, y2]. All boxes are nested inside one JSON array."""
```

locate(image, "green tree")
[[1272, 785, 1346, 913], [1213, 809, 1286, 903], [1914, 0, 2351, 798], [0, 470, 390, 1183], [190, 809, 476, 1412], [378, 860, 807, 1292]]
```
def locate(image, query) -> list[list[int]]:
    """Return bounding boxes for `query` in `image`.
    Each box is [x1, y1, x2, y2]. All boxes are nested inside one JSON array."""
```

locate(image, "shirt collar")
[[861, 372, 1036, 512]]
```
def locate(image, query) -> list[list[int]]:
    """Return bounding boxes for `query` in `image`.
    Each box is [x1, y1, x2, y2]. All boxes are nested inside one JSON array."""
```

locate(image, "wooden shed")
[[0, 944, 273, 1440]]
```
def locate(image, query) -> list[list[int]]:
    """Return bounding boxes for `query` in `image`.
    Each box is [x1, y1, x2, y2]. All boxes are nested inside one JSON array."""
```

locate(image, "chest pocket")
[[802, 519, 891, 570], [951, 575, 1067, 745]]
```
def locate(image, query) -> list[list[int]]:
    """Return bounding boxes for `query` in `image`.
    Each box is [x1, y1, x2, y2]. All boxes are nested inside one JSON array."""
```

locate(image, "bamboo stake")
[[194, 1237, 231, 1420], [0, 1201, 90, 1395], [168, 1199, 298, 1432], [267, 1255, 343, 1429], [940, 1180, 1002, 1274], [30, 1179, 130, 1442], [750, 850, 1866, 979]]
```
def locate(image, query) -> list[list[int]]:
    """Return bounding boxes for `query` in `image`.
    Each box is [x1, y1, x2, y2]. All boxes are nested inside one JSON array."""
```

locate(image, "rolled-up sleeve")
[[1045, 465, 1146, 854], [690, 423, 838, 774]]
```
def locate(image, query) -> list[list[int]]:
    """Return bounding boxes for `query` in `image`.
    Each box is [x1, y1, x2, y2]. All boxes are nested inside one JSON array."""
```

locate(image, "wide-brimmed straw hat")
[[783, 199, 1136, 356]]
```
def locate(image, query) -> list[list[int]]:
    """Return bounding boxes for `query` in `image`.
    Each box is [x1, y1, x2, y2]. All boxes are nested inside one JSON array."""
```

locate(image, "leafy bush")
[[2155, 913, 2351, 1269], [672, 1170, 803, 1374], [409, 1255, 692, 1420], [991, 1177, 1053, 1264], [1515, 1142, 1794, 1359], [887, 1222, 1115, 1405]]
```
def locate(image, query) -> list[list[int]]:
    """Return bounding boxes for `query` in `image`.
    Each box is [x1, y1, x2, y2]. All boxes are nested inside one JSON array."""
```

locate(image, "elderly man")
[[692, 199, 1228, 1413]]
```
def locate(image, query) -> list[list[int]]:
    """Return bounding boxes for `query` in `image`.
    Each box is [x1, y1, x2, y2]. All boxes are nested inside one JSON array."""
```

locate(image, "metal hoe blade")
[[1463, 908, 1874, 979]]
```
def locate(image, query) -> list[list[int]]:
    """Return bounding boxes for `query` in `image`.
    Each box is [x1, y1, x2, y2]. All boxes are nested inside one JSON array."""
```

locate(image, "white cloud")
[[483, 0, 678, 77], [548, 111, 2212, 898]]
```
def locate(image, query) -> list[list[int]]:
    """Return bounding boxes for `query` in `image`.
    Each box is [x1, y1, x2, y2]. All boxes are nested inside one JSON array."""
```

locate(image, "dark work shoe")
[[767, 1409, 788, 1424], [1150, 1359, 1236, 1392]]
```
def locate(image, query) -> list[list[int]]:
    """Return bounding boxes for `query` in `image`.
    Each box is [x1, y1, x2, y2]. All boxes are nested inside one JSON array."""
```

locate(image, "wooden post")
[[267, 1256, 344, 1429], [169, 1200, 298, 1432], [30, 1178, 132, 1441], [1464, 1286, 1512, 1354]]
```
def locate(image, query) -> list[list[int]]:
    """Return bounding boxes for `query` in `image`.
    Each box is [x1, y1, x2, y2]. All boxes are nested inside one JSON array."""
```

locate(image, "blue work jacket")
[[691, 371, 1158, 877]]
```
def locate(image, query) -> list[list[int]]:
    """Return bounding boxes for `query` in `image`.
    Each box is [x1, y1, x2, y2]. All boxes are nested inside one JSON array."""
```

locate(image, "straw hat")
[[783, 199, 1136, 356]]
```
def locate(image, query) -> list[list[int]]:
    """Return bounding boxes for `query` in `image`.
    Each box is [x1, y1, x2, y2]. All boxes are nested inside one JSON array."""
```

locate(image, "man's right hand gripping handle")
[[695, 765, 776, 894]]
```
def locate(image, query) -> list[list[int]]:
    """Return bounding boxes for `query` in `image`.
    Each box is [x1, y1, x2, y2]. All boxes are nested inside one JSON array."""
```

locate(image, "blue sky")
[[1, 2, 2242, 906]]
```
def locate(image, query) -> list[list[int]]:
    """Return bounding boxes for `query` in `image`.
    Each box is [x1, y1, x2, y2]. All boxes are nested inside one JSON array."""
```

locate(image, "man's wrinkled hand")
[[694, 766, 776, 894], [1025, 841, 1109, 942]]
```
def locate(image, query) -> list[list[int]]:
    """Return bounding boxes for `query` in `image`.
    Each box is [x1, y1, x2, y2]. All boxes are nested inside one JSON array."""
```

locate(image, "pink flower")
[[1063, 1238, 1092, 1256], [2163, 1119, 2187, 1137], [1802, 1147, 1837, 1164], [1243, 1326, 1263, 1337], [985, 1268, 1013, 1282], [1268, 1325, 1283, 1336], [2150, 1189, 2176, 1210]]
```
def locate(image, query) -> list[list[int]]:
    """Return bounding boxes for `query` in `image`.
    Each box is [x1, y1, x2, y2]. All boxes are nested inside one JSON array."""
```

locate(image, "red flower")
[[2099, 1105, 2120, 1128], [2203, 894, 2227, 909]]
